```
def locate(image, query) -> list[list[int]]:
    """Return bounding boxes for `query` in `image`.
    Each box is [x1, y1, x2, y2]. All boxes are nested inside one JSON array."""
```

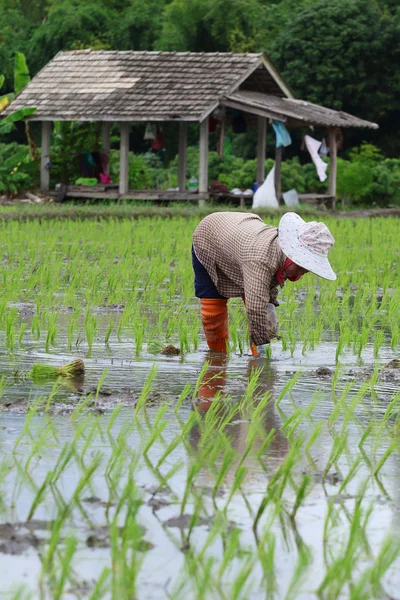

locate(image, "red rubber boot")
[[200, 298, 229, 352]]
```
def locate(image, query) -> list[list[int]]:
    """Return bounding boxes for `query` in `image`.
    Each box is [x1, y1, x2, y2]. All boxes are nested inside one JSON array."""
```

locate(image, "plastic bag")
[[252, 165, 279, 209], [282, 189, 299, 207], [144, 122, 156, 141]]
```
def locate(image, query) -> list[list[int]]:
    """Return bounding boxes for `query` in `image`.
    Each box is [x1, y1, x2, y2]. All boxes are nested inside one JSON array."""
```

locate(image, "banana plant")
[[0, 52, 37, 155], [0, 74, 14, 113]]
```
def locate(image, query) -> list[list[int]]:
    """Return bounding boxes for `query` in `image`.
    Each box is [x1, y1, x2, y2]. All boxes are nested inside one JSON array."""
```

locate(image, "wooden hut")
[[2, 50, 378, 206]]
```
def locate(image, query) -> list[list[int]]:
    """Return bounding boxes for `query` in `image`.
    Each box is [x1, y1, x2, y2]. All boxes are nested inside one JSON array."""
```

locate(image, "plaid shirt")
[[193, 212, 285, 345]]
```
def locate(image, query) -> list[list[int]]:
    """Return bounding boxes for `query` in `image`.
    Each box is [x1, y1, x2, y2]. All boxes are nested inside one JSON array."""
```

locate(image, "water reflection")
[[191, 352, 289, 482]]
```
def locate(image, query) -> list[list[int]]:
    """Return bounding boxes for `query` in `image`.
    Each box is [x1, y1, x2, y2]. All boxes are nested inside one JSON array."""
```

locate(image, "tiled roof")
[[2, 50, 269, 121], [2, 51, 378, 130], [224, 90, 379, 129]]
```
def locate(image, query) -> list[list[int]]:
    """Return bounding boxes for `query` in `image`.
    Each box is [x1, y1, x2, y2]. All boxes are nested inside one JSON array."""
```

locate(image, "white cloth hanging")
[[305, 135, 328, 182]]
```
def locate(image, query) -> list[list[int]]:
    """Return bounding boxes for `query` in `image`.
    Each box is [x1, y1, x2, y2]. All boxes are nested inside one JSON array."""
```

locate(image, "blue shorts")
[[192, 246, 227, 299]]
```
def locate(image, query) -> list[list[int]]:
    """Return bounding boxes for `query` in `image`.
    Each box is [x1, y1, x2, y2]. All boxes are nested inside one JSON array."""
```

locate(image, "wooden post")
[[256, 116, 267, 183], [274, 146, 282, 203], [328, 127, 337, 209], [178, 122, 188, 192], [101, 122, 111, 175], [119, 122, 130, 196], [40, 121, 51, 192], [218, 118, 225, 158], [199, 117, 209, 205]]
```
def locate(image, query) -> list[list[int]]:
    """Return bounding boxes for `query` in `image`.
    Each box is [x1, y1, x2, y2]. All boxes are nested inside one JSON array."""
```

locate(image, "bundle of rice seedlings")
[[30, 358, 85, 380]]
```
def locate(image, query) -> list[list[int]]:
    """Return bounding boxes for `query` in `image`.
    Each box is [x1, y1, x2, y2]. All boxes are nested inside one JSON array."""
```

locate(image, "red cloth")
[[152, 127, 165, 151], [275, 258, 303, 284], [100, 172, 112, 184]]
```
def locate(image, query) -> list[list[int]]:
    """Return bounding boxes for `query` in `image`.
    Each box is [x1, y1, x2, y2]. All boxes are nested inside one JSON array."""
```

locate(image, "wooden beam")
[[274, 146, 282, 203], [221, 98, 287, 122], [256, 116, 267, 183], [199, 117, 209, 203], [178, 122, 188, 192], [328, 127, 337, 209], [40, 121, 52, 192], [119, 122, 130, 196], [101, 122, 111, 175]]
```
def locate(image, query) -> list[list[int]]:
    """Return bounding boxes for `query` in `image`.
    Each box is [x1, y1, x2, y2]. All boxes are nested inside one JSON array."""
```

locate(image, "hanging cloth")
[[272, 121, 292, 148], [319, 137, 329, 157], [151, 126, 166, 151], [304, 135, 328, 182]]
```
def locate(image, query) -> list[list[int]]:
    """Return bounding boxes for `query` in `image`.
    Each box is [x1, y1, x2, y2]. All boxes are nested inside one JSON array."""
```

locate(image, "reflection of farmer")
[[192, 354, 288, 466], [192, 212, 336, 355]]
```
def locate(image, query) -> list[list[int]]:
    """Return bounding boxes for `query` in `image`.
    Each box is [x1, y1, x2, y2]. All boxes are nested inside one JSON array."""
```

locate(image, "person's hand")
[[250, 342, 269, 357]]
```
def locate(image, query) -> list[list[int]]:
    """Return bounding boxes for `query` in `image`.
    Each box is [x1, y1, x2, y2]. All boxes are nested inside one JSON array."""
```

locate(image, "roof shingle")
[[2, 50, 264, 122]]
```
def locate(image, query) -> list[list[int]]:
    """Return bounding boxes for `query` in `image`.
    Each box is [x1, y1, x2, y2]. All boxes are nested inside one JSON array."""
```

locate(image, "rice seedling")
[[30, 358, 84, 381], [1, 214, 400, 599], [85, 311, 97, 354]]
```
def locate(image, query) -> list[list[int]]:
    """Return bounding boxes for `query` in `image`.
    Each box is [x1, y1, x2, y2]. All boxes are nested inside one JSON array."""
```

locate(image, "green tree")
[[156, 0, 264, 52], [110, 0, 166, 51], [27, 0, 115, 74], [0, 6, 32, 90], [270, 0, 400, 155]]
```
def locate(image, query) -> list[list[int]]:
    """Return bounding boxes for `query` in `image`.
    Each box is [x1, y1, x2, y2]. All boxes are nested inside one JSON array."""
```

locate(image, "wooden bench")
[[55, 185, 207, 203], [298, 194, 335, 209]]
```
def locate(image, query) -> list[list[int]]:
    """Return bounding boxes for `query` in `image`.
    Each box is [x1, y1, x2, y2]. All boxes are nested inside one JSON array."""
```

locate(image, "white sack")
[[252, 164, 279, 209]]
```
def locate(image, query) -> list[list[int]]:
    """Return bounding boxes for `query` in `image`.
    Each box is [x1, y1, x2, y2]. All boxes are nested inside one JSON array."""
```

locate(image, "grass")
[[0, 213, 399, 598]]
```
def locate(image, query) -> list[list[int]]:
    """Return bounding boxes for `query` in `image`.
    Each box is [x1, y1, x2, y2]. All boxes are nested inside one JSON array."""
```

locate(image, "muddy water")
[[1, 315, 400, 598]]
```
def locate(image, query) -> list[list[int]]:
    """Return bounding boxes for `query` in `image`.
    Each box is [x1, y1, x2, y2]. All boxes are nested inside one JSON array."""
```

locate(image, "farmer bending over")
[[192, 212, 336, 355]]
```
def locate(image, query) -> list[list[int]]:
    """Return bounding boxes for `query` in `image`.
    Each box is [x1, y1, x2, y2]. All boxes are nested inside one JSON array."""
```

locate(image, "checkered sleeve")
[[242, 261, 278, 346], [269, 285, 280, 307]]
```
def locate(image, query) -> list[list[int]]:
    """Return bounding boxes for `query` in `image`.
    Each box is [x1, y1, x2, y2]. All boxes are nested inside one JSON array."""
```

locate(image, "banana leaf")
[[3, 149, 29, 170], [14, 52, 30, 94], [0, 94, 14, 113], [0, 107, 37, 134], [1, 106, 36, 124], [0, 75, 4, 90]]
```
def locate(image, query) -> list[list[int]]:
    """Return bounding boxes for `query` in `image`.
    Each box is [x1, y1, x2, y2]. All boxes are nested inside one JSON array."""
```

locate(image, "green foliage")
[[0, 6, 32, 90], [14, 51, 30, 94], [0, 142, 36, 194], [0, 74, 14, 112], [50, 121, 103, 184], [271, 0, 400, 154], [109, 150, 153, 190], [28, 1, 115, 73], [156, 0, 262, 52], [0, 106, 37, 135], [110, 0, 165, 51], [337, 144, 400, 205], [0, 52, 37, 192]]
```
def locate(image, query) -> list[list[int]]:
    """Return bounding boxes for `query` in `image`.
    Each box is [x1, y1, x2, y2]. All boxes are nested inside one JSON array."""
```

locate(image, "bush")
[[50, 121, 102, 185], [336, 143, 400, 205], [0, 142, 38, 194], [109, 150, 152, 190], [369, 159, 400, 205]]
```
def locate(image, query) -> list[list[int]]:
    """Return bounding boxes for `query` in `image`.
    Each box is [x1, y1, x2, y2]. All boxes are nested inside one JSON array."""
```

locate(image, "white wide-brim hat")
[[278, 212, 336, 281]]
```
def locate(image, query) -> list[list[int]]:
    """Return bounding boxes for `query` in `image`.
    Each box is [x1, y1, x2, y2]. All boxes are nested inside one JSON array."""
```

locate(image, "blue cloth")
[[192, 246, 226, 299], [272, 121, 292, 148]]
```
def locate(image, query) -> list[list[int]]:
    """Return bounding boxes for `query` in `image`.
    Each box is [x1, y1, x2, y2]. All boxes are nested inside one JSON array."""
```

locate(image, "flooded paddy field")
[[0, 216, 400, 599]]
